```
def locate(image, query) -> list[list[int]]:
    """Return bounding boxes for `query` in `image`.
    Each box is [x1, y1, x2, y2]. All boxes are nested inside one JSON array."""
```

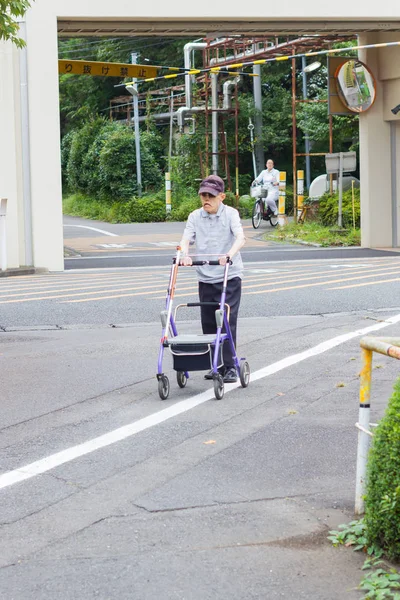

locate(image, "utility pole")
[[252, 44, 264, 174], [130, 52, 142, 197], [301, 56, 311, 191]]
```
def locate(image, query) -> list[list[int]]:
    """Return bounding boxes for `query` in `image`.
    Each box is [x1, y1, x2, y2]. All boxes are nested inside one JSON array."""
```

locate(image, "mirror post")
[[338, 152, 343, 228]]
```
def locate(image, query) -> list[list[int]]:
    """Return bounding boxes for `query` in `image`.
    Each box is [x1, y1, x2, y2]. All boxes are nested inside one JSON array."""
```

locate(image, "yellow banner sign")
[[58, 60, 158, 79]]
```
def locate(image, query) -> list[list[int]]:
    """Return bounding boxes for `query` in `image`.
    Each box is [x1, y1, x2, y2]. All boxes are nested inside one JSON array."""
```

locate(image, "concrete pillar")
[[359, 32, 400, 248], [0, 41, 23, 268], [25, 8, 64, 270]]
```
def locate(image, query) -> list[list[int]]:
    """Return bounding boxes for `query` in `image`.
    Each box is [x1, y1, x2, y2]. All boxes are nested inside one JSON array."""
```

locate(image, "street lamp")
[[302, 61, 322, 74], [126, 80, 142, 198]]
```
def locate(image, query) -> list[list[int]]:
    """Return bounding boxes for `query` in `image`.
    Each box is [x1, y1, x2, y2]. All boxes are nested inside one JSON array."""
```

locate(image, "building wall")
[[0, 42, 21, 268], [359, 32, 400, 247], [1, 2, 400, 273]]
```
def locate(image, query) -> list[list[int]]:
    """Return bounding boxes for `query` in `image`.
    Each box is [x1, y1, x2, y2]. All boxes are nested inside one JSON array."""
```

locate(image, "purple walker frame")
[[156, 247, 248, 400]]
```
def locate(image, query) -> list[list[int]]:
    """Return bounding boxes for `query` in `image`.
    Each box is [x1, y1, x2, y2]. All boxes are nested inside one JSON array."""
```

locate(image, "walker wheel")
[[213, 374, 224, 400], [158, 375, 170, 400], [176, 371, 187, 388], [239, 361, 250, 388]]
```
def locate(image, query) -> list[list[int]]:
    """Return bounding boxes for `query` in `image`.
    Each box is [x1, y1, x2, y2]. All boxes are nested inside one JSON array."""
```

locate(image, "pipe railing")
[[355, 336, 400, 515], [0, 198, 8, 271]]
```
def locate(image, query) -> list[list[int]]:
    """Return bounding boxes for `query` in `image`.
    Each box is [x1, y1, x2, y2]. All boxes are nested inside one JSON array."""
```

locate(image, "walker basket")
[[170, 337, 224, 372]]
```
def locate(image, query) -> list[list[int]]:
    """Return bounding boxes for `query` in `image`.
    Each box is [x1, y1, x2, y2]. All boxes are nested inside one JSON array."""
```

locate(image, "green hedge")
[[63, 194, 165, 223], [318, 187, 360, 228], [365, 378, 400, 560], [63, 191, 252, 224], [64, 118, 163, 201]]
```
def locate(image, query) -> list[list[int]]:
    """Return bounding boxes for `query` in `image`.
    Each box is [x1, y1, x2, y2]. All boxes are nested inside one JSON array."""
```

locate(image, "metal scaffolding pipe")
[[211, 72, 219, 175], [222, 76, 240, 110], [177, 106, 205, 130], [184, 42, 207, 109]]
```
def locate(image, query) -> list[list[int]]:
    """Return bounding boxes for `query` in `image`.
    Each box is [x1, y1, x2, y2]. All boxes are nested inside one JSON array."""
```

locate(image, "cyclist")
[[253, 159, 280, 216]]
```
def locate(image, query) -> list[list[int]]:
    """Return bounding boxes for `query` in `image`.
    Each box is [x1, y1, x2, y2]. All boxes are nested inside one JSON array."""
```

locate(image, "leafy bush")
[[169, 198, 201, 222], [98, 124, 162, 200], [64, 120, 163, 202], [67, 117, 106, 194], [365, 378, 400, 561], [319, 187, 360, 228], [63, 193, 166, 223], [238, 195, 254, 219]]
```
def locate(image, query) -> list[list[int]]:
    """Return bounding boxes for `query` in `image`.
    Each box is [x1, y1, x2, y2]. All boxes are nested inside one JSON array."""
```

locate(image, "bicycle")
[[251, 184, 279, 229]]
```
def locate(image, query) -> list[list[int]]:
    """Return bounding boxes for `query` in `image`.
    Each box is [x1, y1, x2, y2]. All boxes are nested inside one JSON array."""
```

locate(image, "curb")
[[0, 267, 37, 278]]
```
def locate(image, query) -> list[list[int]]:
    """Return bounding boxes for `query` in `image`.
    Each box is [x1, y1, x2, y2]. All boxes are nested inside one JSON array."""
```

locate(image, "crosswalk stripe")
[[246, 269, 400, 295], [1, 259, 400, 304], [329, 277, 400, 290]]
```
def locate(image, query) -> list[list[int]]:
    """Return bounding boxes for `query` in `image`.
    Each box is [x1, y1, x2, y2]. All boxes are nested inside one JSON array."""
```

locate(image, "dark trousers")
[[198, 277, 242, 369]]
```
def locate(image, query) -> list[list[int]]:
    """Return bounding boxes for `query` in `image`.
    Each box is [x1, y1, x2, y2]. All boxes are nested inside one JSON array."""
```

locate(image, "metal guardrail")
[[355, 336, 400, 515], [0, 198, 8, 271]]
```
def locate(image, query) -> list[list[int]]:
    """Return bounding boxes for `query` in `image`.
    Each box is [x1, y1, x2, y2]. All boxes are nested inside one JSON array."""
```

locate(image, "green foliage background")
[[0, 0, 32, 47], [59, 37, 360, 222]]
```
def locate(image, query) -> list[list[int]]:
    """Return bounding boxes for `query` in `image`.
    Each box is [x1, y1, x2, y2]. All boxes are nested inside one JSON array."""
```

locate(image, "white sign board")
[[325, 152, 357, 174]]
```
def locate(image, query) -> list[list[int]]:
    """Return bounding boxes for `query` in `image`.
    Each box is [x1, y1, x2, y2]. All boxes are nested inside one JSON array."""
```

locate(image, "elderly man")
[[179, 175, 246, 383]]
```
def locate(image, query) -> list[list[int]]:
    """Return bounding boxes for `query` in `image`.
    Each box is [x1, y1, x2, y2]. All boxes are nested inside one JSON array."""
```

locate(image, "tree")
[[0, 0, 32, 48]]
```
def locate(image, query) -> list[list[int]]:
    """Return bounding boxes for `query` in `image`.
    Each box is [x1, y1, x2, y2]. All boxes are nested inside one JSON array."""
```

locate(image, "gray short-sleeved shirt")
[[182, 203, 244, 283]]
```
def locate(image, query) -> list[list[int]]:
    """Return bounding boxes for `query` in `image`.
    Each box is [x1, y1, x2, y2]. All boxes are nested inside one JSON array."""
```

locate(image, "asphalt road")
[[63, 215, 400, 269], [0, 219, 399, 599]]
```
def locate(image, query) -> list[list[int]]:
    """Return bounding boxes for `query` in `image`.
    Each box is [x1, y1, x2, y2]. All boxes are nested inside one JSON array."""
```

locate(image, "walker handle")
[[187, 259, 231, 266]]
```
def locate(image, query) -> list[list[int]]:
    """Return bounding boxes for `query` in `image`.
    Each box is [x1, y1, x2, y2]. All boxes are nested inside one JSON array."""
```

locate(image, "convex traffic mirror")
[[335, 60, 376, 113]]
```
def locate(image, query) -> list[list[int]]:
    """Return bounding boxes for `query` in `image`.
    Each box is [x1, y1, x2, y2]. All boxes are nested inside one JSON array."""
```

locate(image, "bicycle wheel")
[[252, 201, 262, 229], [269, 214, 279, 228]]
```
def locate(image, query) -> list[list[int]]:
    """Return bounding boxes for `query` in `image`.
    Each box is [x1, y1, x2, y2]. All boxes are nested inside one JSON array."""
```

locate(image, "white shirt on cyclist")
[[255, 167, 280, 190]]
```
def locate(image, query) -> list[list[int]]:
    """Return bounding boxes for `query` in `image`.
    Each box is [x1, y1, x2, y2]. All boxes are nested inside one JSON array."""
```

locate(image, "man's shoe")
[[204, 369, 223, 380], [223, 368, 238, 383]]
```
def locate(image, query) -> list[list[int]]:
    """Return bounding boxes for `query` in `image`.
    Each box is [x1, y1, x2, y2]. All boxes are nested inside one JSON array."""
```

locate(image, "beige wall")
[[359, 32, 400, 247], [1, 2, 400, 273], [0, 42, 22, 268]]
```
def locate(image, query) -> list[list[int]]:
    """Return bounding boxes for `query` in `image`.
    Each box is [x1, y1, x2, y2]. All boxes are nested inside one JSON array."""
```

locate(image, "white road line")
[[1, 311, 400, 492], [63, 225, 118, 237]]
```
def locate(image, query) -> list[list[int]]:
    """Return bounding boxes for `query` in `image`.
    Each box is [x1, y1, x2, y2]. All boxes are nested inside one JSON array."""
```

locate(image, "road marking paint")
[[65, 266, 385, 305], [245, 268, 400, 295], [1, 311, 400, 492], [0, 273, 192, 299], [168, 266, 400, 300], [63, 225, 118, 237], [0, 283, 196, 305], [62, 284, 199, 303], [330, 277, 400, 290]]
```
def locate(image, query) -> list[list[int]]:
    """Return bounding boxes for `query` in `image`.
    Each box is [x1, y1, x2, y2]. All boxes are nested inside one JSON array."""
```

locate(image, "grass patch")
[[265, 222, 361, 247]]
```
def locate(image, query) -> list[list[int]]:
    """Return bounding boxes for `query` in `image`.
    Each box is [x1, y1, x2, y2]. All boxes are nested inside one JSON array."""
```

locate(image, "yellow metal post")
[[278, 171, 287, 226], [165, 172, 171, 214], [297, 170, 304, 221], [352, 180, 356, 230], [355, 347, 373, 515]]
